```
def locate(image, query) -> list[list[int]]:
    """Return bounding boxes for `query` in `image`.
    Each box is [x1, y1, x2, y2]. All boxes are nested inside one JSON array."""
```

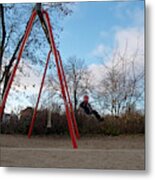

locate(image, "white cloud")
[[92, 26, 144, 62], [89, 26, 144, 88], [13, 61, 43, 94], [4, 61, 47, 113], [1, 58, 44, 95], [115, 27, 144, 70], [116, 27, 143, 51], [88, 64, 105, 86], [91, 44, 111, 58]]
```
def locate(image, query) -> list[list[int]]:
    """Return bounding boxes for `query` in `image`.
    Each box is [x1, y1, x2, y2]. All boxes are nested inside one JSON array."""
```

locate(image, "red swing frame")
[[0, 9, 80, 149]]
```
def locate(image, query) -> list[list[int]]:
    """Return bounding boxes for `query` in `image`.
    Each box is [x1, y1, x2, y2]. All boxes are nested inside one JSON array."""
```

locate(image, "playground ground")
[[0, 134, 145, 170]]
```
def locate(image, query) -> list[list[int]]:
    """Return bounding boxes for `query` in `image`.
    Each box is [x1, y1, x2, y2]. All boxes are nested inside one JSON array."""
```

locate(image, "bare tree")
[[94, 46, 144, 116], [0, 4, 6, 72], [64, 56, 91, 114], [44, 56, 92, 115]]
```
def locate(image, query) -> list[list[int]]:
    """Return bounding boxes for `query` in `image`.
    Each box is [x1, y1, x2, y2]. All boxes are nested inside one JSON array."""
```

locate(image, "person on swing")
[[79, 95, 104, 122]]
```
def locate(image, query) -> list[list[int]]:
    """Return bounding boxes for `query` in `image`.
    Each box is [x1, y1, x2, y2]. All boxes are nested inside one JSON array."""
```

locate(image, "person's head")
[[83, 95, 89, 103]]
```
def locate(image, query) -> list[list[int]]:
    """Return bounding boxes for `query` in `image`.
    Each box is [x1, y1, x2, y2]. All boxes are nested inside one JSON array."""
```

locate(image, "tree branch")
[[0, 4, 6, 73]]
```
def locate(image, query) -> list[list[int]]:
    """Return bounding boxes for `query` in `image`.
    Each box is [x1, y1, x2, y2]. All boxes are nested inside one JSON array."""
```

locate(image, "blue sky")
[[4, 0, 145, 113], [59, 0, 144, 65]]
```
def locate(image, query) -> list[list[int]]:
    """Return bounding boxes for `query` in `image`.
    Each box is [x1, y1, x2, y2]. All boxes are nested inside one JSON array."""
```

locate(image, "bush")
[[0, 114, 18, 134], [98, 113, 144, 135], [1, 108, 145, 136], [16, 109, 47, 135], [45, 113, 68, 135]]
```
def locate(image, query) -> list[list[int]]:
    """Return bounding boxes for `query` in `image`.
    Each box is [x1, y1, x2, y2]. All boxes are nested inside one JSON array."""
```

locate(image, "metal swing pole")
[[38, 6, 79, 139], [57, 50, 80, 140], [28, 50, 52, 138], [35, 4, 79, 143], [43, 11, 78, 149], [34, 5, 78, 148], [0, 10, 37, 120]]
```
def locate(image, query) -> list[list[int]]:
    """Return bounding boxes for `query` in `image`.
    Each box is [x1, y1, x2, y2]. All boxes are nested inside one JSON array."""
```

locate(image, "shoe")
[[99, 117, 104, 122]]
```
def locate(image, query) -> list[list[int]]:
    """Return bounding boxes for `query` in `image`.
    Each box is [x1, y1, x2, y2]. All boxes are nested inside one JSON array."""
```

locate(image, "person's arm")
[[79, 102, 84, 108]]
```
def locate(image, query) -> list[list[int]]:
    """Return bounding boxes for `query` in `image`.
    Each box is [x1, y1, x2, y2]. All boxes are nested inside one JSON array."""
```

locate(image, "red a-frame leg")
[[43, 11, 78, 149], [57, 51, 80, 140], [28, 50, 52, 138], [0, 10, 37, 120]]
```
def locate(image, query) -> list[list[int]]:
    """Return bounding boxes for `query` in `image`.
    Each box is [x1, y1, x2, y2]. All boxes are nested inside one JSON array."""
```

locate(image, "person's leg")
[[92, 110, 101, 120]]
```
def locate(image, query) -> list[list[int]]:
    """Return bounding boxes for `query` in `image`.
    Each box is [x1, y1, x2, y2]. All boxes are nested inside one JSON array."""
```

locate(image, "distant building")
[[2, 113, 18, 123], [2, 113, 11, 123]]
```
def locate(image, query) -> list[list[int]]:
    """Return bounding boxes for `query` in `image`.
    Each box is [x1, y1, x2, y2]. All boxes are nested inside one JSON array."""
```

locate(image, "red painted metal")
[[28, 50, 52, 138], [43, 11, 78, 149], [0, 8, 79, 149], [0, 10, 37, 120], [57, 51, 80, 140], [0, 106, 2, 120]]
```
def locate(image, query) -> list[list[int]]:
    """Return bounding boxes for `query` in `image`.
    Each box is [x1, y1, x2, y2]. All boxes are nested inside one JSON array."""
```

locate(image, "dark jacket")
[[79, 101, 93, 115]]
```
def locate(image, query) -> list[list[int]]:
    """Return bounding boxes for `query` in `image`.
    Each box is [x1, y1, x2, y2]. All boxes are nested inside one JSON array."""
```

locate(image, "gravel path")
[[0, 134, 145, 170]]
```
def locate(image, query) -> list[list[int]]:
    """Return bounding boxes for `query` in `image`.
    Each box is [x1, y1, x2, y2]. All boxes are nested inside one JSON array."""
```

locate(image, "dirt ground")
[[0, 134, 145, 170]]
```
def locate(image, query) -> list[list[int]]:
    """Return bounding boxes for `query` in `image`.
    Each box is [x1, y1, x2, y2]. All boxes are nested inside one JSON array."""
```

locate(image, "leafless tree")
[[64, 56, 93, 115], [44, 56, 92, 115], [94, 46, 144, 116]]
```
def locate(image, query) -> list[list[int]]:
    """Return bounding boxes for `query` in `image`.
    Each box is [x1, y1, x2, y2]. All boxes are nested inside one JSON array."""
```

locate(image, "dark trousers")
[[91, 110, 101, 120]]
